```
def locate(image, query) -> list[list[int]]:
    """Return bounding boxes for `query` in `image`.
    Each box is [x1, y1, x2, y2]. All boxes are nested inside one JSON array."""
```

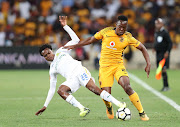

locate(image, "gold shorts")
[[99, 64, 128, 88]]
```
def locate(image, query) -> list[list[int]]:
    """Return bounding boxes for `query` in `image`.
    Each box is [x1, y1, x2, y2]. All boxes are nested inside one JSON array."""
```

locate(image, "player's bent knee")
[[124, 84, 133, 95], [57, 86, 66, 95], [86, 80, 101, 96], [57, 88, 63, 95]]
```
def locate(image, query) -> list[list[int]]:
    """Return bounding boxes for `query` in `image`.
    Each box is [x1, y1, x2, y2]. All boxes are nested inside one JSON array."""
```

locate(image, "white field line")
[[129, 73, 180, 112]]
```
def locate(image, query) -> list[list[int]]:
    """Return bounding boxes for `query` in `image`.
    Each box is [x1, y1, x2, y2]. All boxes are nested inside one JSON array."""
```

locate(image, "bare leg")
[[86, 78, 122, 106], [101, 87, 111, 94], [57, 85, 85, 110], [85, 78, 102, 95], [86, 78, 125, 119], [118, 76, 144, 113], [118, 76, 134, 96], [57, 85, 71, 100]]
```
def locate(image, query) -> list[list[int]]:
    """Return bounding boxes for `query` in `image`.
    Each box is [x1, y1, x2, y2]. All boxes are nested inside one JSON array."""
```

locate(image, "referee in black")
[[154, 18, 173, 91]]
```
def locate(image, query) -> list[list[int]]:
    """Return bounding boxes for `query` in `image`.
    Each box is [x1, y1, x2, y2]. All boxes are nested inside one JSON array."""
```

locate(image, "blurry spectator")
[[7, 10, 16, 26], [105, 0, 120, 20], [76, 3, 89, 23], [90, 3, 106, 19], [123, 9, 136, 27], [37, 20, 47, 36], [0, 8, 5, 21], [5, 25, 14, 46], [1, 0, 10, 21], [0, 20, 5, 46], [0, 0, 179, 47], [75, 47, 89, 61], [45, 30, 60, 47], [62, 0, 74, 14], [52, 0, 62, 14], [19, 0, 31, 19], [14, 11, 25, 35], [156, 0, 165, 7], [40, 0, 53, 17], [45, 9, 57, 25], [24, 18, 36, 38]]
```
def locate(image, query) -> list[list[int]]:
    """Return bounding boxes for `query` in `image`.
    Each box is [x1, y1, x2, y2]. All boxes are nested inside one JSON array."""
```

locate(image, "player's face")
[[41, 48, 54, 61], [155, 20, 163, 31], [115, 20, 127, 36]]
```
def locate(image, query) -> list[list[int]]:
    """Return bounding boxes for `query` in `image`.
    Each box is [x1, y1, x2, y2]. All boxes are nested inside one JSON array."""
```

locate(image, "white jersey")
[[44, 25, 81, 107], [50, 48, 81, 79]]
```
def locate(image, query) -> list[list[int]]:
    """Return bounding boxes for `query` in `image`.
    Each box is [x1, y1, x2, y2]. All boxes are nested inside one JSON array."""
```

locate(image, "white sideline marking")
[[129, 73, 180, 112]]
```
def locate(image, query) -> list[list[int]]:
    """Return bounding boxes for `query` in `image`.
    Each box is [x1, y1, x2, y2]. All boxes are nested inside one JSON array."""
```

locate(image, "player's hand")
[[35, 106, 46, 116], [59, 16, 67, 27], [63, 45, 76, 50], [164, 51, 169, 59], [145, 64, 151, 78]]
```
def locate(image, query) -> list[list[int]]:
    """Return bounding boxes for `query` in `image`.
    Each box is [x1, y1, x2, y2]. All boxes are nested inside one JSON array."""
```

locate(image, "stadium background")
[[0, 0, 179, 69]]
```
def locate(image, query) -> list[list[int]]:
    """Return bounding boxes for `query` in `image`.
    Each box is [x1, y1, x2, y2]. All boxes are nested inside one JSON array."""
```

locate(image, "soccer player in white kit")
[[35, 16, 126, 117]]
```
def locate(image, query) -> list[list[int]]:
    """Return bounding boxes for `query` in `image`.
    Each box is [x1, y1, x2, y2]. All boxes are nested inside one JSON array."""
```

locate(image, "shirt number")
[[80, 73, 88, 81]]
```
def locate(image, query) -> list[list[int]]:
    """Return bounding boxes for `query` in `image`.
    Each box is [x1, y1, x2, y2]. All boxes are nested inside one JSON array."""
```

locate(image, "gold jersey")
[[94, 27, 140, 66]]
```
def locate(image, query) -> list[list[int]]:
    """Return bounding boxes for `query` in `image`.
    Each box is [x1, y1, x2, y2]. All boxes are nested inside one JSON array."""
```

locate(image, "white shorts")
[[61, 65, 92, 93]]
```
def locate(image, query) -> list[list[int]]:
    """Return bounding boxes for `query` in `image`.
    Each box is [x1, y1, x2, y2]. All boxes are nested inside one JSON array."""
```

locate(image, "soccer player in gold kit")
[[64, 15, 151, 121]]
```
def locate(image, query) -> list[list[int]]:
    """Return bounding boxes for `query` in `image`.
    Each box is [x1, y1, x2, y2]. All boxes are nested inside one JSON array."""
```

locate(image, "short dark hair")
[[118, 15, 128, 21], [39, 44, 52, 56]]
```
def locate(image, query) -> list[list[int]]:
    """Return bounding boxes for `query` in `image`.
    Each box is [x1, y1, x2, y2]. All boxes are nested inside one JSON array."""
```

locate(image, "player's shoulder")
[[162, 29, 169, 34], [55, 47, 67, 55], [100, 27, 115, 34], [124, 31, 133, 37], [55, 47, 62, 54]]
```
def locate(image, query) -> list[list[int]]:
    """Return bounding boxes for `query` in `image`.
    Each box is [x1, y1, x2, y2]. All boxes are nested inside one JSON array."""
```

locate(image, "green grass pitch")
[[0, 69, 180, 127]]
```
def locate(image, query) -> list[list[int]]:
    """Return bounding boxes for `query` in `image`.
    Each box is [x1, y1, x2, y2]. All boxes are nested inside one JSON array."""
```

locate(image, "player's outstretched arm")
[[35, 106, 46, 116], [63, 36, 98, 50], [136, 43, 151, 78], [35, 74, 57, 116], [59, 16, 80, 46]]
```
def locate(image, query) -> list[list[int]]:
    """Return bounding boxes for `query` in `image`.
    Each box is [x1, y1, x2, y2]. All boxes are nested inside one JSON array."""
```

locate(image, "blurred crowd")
[[0, 0, 179, 48]]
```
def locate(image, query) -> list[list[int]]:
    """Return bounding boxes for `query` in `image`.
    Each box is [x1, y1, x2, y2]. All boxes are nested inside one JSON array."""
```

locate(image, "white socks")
[[66, 91, 121, 110], [100, 90, 121, 107], [66, 95, 84, 110]]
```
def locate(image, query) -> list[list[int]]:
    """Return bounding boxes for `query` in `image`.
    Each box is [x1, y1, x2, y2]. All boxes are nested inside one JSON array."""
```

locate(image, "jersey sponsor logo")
[[120, 37, 124, 42], [110, 41, 115, 47], [157, 36, 163, 43], [56, 53, 60, 56], [106, 41, 117, 50], [80, 73, 89, 81]]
